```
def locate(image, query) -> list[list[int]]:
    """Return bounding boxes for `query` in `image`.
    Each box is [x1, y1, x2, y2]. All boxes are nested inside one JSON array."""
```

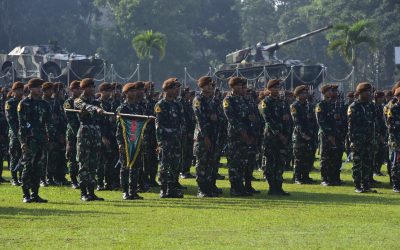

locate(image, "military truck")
[[0, 45, 105, 84], [215, 25, 332, 90]]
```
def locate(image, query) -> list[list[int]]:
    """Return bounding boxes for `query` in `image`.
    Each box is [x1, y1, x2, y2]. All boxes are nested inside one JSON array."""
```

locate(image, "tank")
[[215, 25, 333, 89], [0, 44, 105, 84]]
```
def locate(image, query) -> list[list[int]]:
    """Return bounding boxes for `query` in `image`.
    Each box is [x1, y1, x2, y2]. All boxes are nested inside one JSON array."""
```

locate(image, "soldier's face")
[[359, 90, 371, 101], [30, 87, 42, 98], [101, 90, 112, 99], [201, 84, 214, 96], [331, 89, 338, 99], [43, 89, 52, 98], [269, 86, 280, 97], [135, 89, 145, 100], [84, 85, 95, 96], [71, 88, 81, 97], [14, 88, 23, 98]]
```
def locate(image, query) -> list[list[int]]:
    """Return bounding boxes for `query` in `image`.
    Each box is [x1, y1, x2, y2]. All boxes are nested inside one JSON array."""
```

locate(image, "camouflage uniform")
[[291, 100, 314, 183], [193, 93, 219, 195], [18, 95, 54, 200], [180, 97, 196, 176], [223, 94, 253, 194], [347, 100, 375, 189], [98, 97, 116, 189], [5, 96, 22, 184], [333, 99, 348, 183], [142, 97, 158, 186], [384, 98, 397, 182], [0, 108, 8, 181], [259, 95, 289, 192], [155, 98, 186, 197], [74, 94, 102, 198], [373, 102, 387, 176], [387, 101, 400, 191], [64, 96, 80, 186]]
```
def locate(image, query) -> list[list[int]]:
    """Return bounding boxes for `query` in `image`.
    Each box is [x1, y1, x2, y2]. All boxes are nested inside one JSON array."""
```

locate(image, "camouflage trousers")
[[119, 146, 141, 194], [293, 141, 314, 180], [389, 147, 399, 188], [8, 135, 21, 181], [66, 133, 78, 184], [194, 139, 218, 192], [76, 126, 101, 188], [140, 137, 158, 186], [373, 141, 386, 174], [98, 138, 115, 187], [320, 134, 340, 183], [0, 139, 7, 179], [21, 139, 46, 191], [351, 142, 373, 187], [47, 140, 66, 182], [181, 134, 194, 174], [263, 136, 285, 188], [226, 138, 248, 189], [158, 140, 182, 186]]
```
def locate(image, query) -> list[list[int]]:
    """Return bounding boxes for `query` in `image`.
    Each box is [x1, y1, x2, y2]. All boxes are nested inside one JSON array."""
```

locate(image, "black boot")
[[160, 183, 169, 198], [22, 187, 32, 203], [245, 181, 260, 194], [275, 181, 290, 196], [31, 186, 48, 203], [88, 184, 104, 201], [166, 183, 184, 198], [355, 182, 363, 193], [267, 180, 277, 195], [80, 185, 90, 201], [230, 181, 243, 196]]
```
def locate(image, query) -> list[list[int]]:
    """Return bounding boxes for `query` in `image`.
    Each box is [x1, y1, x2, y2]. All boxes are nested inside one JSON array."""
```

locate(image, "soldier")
[[387, 87, 400, 193], [345, 92, 355, 162], [74, 78, 104, 201], [41, 82, 54, 186], [347, 82, 377, 193], [316, 84, 338, 186], [180, 87, 196, 179], [0, 90, 8, 183], [64, 80, 81, 189], [193, 76, 220, 197], [258, 79, 290, 195], [223, 77, 254, 196], [5, 82, 24, 186], [116, 82, 147, 200], [373, 91, 387, 178], [97, 82, 115, 191], [291, 85, 315, 184], [143, 81, 159, 187], [18, 78, 53, 203], [155, 78, 186, 198], [283, 91, 294, 171]]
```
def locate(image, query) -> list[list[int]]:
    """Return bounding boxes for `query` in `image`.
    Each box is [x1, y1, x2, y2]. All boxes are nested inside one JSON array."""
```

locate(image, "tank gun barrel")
[[261, 25, 333, 56]]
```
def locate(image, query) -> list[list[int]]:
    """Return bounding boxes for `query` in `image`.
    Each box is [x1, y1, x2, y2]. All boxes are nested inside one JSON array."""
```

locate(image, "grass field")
[[1, 158, 400, 249]]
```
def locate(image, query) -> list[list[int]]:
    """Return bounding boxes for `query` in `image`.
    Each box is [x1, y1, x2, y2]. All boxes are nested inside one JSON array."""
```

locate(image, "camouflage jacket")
[[333, 100, 348, 141], [290, 100, 313, 144], [374, 102, 386, 138], [192, 93, 219, 142], [5, 97, 21, 137], [180, 97, 196, 135], [259, 95, 286, 137], [387, 101, 400, 149], [48, 97, 67, 137], [315, 100, 336, 137], [98, 98, 115, 140], [223, 94, 251, 139], [347, 100, 375, 145], [64, 96, 80, 137], [115, 100, 147, 147], [155, 98, 186, 145], [18, 95, 54, 144], [74, 94, 102, 128]]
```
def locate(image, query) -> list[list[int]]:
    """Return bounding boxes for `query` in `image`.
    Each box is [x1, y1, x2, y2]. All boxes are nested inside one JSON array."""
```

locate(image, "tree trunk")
[[148, 60, 152, 81]]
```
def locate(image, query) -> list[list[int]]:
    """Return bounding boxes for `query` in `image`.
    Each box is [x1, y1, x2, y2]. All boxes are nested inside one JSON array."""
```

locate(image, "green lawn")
[[1, 158, 399, 249]]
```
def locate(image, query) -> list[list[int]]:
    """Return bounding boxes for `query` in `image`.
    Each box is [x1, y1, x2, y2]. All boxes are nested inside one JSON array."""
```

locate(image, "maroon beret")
[[41, 82, 53, 91], [162, 78, 181, 90], [197, 76, 214, 88], [266, 79, 282, 90], [356, 82, 372, 94], [27, 78, 44, 89], [69, 80, 80, 90], [228, 77, 246, 88], [80, 78, 95, 89], [99, 82, 112, 92], [293, 85, 309, 96], [11, 81, 24, 91]]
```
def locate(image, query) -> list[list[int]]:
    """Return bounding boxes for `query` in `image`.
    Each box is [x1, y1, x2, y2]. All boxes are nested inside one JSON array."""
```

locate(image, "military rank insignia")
[[155, 105, 161, 113], [260, 101, 266, 109], [194, 100, 200, 108], [290, 106, 296, 114], [17, 102, 22, 112], [387, 109, 393, 118], [315, 105, 321, 113], [223, 99, 229, 108], [347, 107, 352, 116], [5, 103, 10, 110], [64, 102, 71, 109]]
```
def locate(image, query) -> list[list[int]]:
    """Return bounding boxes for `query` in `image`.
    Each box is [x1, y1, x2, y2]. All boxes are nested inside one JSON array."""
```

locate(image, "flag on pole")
[[120, 116, 151, 168]]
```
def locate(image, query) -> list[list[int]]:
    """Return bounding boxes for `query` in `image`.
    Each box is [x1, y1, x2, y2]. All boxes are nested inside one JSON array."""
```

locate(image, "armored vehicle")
[[0, 45, 105, 84]]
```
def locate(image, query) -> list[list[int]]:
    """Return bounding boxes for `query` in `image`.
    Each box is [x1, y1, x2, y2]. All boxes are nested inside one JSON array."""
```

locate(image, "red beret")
[[356, 82, 372, 93], [69, 80, 80, 90], [320, 84, 332, 94], [266, 79, 282, 89], [293, 85, 309, 96], [11, 81, 24, 91], [99, 82, 112, 92], [228, 77, 246, 88], [197, 76, 214, 88], [80, 78, 95, 89], [41, 82, 53, 91], [162, 78, 181, 90], [123, 81, 145, 93], [27, 78, 44, 89]]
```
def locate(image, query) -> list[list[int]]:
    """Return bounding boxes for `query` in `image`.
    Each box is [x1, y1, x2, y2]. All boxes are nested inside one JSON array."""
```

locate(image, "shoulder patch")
[[315, 105, 322, 113], [383, 106, 388, 115], [260, 100, 266, 109], [387, 109, 393, 118], [347, 107, 352, 116], [17, 102, 22, 112], [63, 102, 71, 109], [155, 104, 161, 113], [5, 102, 10, 111], [290, 106, 296, 114], [194, 100, 200, 108], [223, 99, 229, 109]]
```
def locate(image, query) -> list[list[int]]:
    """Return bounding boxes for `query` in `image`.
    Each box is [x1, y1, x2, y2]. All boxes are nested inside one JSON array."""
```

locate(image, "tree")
[[327, 19, 377, 86], [132, 30, 166, 81]]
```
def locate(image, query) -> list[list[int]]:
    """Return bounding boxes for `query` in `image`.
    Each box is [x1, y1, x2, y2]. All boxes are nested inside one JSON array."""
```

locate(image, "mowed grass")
[[1, 157, 400, 249]]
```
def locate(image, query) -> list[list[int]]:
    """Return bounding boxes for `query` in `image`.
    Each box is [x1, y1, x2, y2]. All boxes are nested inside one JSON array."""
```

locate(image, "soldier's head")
[[27, 78, 44, 99], [394, 88, 400, 101], [53, 82, 65, 99], [384, 90, 393, 102], [162, 78, 181, 99], [355, 82, 372, 102], [266, 79, 281, 97], [123, 81, 145, 101], [80, 78, 95, 96], [98, 82, 113, 100], [11, 81, 24, 99], [144, 81, 155, 96], [374, 91, 385, 104], [42, 82, 53, 99], [346, 91, 355, 103], [228, 77, 247, 96], [197, 76, 215, 97], [285, 91, 294, 104], [69, 80, 81, 98], [294, 85, 309, 102]]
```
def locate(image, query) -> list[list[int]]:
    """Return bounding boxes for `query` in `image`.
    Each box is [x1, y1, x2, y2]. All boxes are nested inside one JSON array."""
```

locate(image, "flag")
[[120, 116, 151, 168]]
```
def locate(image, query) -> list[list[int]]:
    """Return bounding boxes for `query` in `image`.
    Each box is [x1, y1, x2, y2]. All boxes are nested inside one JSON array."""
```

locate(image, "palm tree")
[[132, 30, 167, 81], [327, 20, 376, 87]]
